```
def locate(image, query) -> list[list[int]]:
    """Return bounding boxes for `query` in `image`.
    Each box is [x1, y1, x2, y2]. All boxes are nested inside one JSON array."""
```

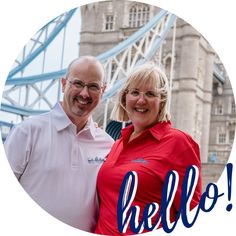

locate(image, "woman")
[[95, 62, 202, 235]]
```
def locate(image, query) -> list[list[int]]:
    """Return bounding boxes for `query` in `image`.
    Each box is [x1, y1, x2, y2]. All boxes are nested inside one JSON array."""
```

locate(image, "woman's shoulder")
[[166, 126, 199, 148]]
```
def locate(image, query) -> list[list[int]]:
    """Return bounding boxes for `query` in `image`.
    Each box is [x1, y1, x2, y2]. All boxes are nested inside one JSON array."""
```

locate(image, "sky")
[[0, 7, 81, 124]]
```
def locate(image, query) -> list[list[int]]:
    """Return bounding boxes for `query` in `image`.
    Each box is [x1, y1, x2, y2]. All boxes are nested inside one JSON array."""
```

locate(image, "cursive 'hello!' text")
[[117, 163, 233, 234]]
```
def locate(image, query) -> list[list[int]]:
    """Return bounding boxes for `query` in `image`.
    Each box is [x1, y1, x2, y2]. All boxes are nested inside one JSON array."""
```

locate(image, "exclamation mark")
[[226, 163, 233, 211]]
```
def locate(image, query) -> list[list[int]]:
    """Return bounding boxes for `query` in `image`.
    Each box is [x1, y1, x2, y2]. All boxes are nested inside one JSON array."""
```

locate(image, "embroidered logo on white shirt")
[[88, 156, 106, 164]]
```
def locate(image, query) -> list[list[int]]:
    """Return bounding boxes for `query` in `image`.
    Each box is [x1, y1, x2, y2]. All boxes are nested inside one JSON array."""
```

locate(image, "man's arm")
[[4, 124, 31, 180]]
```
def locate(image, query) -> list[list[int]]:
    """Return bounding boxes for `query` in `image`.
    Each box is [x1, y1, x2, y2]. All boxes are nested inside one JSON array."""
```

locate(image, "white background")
[[0, 0, 235, 235]]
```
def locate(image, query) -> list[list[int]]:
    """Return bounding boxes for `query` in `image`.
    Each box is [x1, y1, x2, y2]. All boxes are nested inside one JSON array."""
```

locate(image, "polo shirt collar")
[[51, 102, 96, 139], [121, 124, 134, 144], [121, 121, 171, 142], [52, 103, 72, 131], [149, 121, 172, 140], [81, 115, 96, 139]]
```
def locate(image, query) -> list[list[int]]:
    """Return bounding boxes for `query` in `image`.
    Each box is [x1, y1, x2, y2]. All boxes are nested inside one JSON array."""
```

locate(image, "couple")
[[4, 56, 202, 235]]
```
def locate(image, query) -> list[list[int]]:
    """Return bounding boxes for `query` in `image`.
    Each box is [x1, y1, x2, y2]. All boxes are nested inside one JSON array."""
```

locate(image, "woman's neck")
[[128, 128, 144, 142]]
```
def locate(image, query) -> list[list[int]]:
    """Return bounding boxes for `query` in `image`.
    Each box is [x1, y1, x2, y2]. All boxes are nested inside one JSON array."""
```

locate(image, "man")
[[4, 56, 114, 232]]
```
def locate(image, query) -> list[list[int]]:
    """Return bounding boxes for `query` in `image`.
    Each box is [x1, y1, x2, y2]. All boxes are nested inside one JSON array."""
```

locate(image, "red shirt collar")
[[121, 121, 172, 143]]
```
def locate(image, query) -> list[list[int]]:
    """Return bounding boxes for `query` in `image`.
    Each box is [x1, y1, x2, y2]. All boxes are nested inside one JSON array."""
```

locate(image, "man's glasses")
[[67, 79, 102, 93], [126, 88, 160, 100]]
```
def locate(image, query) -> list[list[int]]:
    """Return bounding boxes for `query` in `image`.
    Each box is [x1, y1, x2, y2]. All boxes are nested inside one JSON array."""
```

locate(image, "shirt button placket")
[[71, 133, 80, 170]]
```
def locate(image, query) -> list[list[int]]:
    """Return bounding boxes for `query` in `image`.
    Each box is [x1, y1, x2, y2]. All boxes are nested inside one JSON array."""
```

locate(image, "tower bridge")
[[0, 2, 235, 189]]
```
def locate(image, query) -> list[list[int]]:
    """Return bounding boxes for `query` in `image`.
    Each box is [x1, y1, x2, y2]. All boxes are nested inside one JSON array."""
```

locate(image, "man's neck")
[[72, 116, 89, 133], [60, 102, 89, 133]]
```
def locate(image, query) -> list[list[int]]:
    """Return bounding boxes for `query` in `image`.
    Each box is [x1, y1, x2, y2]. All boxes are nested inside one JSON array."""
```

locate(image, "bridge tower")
[[79, 1, 218, 162]]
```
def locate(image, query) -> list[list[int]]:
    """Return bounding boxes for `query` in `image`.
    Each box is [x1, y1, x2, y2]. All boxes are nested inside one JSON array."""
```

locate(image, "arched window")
[[218, 133, 226, 144], [104, 14, 114, 31], [216, 103, 223, 115], [231, 100, 236, 114], [229, 130, 235, 143], [129, 4, 150, 28]]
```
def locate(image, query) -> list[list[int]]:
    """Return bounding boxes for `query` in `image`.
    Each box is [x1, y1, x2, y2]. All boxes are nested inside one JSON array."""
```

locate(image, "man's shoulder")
[[14, 111, 52, 130], [4, 111, 53, 142]]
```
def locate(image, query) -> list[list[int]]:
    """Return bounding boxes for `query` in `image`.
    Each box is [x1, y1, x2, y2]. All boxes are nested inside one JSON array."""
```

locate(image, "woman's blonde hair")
[[111, 62, 171, 122]]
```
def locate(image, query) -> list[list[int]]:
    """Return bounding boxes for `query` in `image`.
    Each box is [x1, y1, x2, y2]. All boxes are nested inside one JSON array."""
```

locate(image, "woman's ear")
[[161, 102, 165, 108], [121, 92, 126, 106], [158, 102, 165, 115]]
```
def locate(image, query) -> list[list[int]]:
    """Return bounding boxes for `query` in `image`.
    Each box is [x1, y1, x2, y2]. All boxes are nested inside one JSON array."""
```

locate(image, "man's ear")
[[101, 83, 107, 93], [61, 78, 66, 92]]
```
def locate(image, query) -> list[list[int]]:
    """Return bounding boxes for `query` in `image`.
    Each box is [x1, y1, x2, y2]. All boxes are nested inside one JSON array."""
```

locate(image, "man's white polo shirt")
[[4, 102, 114, 232]]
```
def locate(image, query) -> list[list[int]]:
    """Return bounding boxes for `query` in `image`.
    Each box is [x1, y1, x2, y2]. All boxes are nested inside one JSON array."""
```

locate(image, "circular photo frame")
[[0, 0, 235, 235]]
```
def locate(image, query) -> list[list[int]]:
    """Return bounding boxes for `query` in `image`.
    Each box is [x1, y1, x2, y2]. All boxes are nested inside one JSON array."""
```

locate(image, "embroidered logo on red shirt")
[[131, 158, 148, 164]]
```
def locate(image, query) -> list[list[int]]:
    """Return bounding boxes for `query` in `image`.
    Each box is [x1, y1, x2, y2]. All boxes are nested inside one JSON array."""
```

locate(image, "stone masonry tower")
[[168, 19, 215, 163]]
